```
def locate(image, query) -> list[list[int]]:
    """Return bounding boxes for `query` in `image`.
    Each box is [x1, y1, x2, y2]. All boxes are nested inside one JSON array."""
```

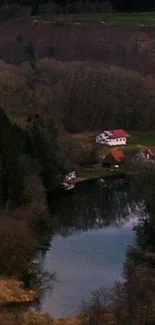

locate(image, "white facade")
[[65, 171, 76, 182], [107, 137, 127, 146], [96, 133, 127, 146]]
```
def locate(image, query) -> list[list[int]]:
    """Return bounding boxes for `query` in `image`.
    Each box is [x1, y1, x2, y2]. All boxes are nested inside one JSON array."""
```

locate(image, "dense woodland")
[[1, 41, 155, 284], [2, 59, 155, 132], [0, 0, 155, 15], [0, 4, 155, 324], [2, 164, 155, 325]]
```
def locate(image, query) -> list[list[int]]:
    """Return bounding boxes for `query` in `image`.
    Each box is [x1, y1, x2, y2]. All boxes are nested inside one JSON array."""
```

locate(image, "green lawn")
[[128, 131, 155, 146], [49, 12, 155, 25], [74, 131, 155, 183], [64, 130, 155, 151], [76, 167, 123, 183]]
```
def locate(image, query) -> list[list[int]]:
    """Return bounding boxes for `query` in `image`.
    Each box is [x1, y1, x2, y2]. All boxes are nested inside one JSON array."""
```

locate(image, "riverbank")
[[0, 277, 38, 305], [0, 310, 79, 325], [0, 278, 46, 325], [0, 277, 79, 325], [0, 310, 55, 325], [75, 167, 126, 184]]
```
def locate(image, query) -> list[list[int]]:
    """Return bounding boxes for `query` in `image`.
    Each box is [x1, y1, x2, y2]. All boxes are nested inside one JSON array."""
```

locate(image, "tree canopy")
[[1, 0, 155, 15]]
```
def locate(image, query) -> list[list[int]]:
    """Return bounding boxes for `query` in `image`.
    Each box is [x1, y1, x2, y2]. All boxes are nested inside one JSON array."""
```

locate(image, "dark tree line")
[[0, 107, 60, 289], [0, 0, 155, 16], [111, 0, 155, 12], [0, 106, 59, 208], [78, 170, 155, 325]]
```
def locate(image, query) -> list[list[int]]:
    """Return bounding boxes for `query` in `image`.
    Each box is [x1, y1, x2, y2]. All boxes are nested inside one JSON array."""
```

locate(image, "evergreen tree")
[[26, 113, 59, 190]]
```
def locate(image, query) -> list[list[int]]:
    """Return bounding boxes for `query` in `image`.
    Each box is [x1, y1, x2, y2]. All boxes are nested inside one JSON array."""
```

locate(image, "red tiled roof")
[[109, 129, 130, 139], [111, 149, 125, 162]]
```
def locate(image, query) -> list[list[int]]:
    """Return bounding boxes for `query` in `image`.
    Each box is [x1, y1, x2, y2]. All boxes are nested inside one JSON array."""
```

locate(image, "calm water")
[[41, 178, 141, 318]]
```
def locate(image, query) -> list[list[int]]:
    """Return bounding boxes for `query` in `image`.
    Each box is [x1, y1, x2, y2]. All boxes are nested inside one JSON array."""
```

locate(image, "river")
[[41, 177, 142, 318]]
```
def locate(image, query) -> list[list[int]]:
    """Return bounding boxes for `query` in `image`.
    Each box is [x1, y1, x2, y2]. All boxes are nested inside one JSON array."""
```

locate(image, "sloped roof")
[[96, 129, 130, 141], [110, 149, 125, 162], [110, 129, 130, 139]]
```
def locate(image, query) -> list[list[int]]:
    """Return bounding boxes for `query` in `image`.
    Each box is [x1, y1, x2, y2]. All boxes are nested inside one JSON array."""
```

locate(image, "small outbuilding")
[[141, 148, 154, 162], [60, 163, 76, 184], [102, 149, 125, 169], [131, 147, 154, 164], [124, 147, 155, 168], [64, 170, 76, 182]]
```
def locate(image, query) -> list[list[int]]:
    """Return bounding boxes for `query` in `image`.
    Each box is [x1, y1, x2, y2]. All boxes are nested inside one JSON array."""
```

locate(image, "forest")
[[0, 56, 155, 325], [0, 0, 155, 17], [0, 5, 155, 324], [2, 0, 155, 14], [0, 29, 155, 278], [1, 59, 155, 133]]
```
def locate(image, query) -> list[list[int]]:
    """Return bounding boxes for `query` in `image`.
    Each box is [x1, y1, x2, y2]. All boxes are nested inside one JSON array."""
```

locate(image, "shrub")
[[0, 215, 37, 280]]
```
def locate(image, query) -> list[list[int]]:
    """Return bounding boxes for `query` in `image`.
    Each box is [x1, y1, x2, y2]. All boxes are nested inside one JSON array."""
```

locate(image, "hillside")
[[0, 19, 155, 76], [1, 58, 155, 134], [1, 15, 155, 325]]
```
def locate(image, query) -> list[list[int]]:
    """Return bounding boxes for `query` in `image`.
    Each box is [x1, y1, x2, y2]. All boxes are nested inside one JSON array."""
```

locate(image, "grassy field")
[[43, 12, 155, 25], [128, 131, 155, 146], [71, 131, 155, 147], [60, 131, 155, 183], [76, 168, 117, 182], [76, 168, 125, 183]]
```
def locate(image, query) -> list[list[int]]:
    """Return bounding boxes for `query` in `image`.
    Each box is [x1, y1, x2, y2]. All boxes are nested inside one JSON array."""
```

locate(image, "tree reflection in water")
[[78, 171, 155, 325], [47, 177, 140, 237]]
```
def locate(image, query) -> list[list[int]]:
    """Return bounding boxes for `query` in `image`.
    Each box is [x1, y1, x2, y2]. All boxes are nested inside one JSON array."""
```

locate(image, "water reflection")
[[42, 178, 140, 317], [48, 178, 139, 236], [42, 221, 137, 317]]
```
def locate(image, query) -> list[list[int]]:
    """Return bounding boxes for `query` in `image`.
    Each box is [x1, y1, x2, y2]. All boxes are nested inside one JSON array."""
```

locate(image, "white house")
[[60, 163, 77, 183], [64, 171, 76, 182], [60, 166, 76, 190], [96, 129, 130, 146]]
